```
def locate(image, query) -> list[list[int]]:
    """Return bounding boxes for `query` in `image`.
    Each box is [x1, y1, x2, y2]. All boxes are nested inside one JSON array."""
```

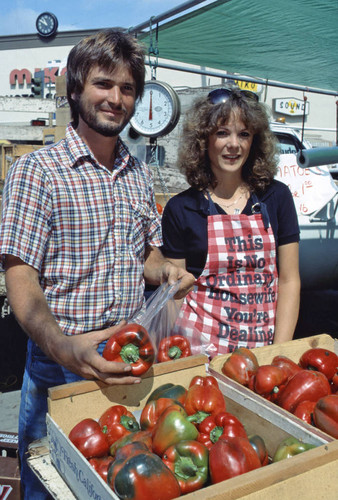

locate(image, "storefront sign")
[[234, 79, 261, 93], [273, 98, 309, 116], [9, 67, 67, 86]]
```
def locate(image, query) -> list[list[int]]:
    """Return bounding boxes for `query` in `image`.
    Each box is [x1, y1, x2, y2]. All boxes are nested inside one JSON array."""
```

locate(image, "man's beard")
[[75, 97, 134, 137]]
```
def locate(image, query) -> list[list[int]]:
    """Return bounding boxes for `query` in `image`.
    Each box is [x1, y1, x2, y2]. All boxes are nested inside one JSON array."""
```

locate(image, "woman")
[[161, 88, 300, 356]]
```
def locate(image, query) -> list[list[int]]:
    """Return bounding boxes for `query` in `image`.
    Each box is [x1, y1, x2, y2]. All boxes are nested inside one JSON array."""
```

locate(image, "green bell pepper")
[[152, 406, 199, 456], [107, 442, 180, 500], [162, 440, 209, 495], [273, 437, 317, 462], [145, 383, 188, 405]]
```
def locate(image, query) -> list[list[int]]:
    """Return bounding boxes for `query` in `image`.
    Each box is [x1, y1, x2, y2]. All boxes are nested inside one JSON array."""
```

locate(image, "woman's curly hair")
[[177, 89, 278, 194]]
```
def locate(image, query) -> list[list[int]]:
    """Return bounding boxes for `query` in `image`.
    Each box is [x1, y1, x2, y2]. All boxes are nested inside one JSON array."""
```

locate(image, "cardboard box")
[[43, 127, 66, 145], [55, 108, 71, 127], [44, 354, 337, 500], [0, 431, 21, 500], [155, 192, 177, 210], [209, 334, 337, 441], [55, 75, 67, 97]]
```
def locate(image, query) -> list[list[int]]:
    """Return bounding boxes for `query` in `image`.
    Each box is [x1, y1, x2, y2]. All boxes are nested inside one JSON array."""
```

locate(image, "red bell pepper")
[[98, 405, 139, 446], [293, 400, 316, 425], [152, 406, 199, 457], [209, 436, 261, 484], [331, 373, 338, 394], [146, 383, 187, 405], [252, 365, 289, 401], [157, 335, 192, 362], [271, 355, 302, 381], [197, 411, 247, 449], [68, 418, 109, 459], [313, 394, 338, 438], [140, 398, 184, 431], [299, 348, 338, 381], [221, 347, 259, 387], [184, 375, 226, 422], [276, 369, 331, 413], [156, 202, 164, 215], [109, 429, 153, 457], [108, 442, 181, 500], [102, 323, 155, 376], [248, 434, 269, 466], [162, 440, 209, 494], [89, 456, 115, 481], [108, 441, 150, 482], [189, 374, 221, 389]]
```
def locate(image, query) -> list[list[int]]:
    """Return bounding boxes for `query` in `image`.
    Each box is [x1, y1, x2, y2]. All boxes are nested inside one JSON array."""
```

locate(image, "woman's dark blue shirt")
[[161, 180, 300, 278]]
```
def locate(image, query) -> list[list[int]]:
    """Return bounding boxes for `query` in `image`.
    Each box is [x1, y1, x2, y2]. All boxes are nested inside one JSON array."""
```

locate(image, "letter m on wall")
[[10, 69, 32, 86]]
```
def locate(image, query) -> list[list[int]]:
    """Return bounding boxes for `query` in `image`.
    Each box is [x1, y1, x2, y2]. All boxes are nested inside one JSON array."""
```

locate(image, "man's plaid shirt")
[[0, 124, 162, 334]]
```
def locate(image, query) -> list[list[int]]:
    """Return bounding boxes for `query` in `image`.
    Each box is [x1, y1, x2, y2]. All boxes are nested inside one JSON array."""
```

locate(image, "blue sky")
[[0, 0, 212, 36]]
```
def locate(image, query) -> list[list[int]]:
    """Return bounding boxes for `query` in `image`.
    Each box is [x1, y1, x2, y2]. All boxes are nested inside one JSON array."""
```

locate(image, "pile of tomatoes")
[[69, 374, 312, 499], [221, 346, 338, 439]]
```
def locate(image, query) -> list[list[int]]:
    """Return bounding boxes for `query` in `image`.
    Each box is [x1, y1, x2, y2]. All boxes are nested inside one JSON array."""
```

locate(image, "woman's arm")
[[162, 256, 188, 309], [144, 246, 195, 299], [273, 242, 301, 344]]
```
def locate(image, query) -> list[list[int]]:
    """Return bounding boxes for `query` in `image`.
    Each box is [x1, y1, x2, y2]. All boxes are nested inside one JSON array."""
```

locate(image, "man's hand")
[[52, 322, 142, 385]]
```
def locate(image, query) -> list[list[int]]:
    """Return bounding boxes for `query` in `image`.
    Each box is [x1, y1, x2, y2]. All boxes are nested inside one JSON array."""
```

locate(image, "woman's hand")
[[144, 246, 195, 299]]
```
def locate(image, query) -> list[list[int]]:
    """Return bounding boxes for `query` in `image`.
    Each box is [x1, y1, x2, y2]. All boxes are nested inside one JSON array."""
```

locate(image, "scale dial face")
[[36, 12, 58, 37], [130, 81, 181, 138]]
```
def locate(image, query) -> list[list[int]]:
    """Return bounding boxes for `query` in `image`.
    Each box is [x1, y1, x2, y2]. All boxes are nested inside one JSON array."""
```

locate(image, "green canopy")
[[139, 0, 338, 93]]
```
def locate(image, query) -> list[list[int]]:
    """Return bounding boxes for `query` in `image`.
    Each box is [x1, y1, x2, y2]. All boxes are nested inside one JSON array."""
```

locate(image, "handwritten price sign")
[[276, 154, 337, 215]]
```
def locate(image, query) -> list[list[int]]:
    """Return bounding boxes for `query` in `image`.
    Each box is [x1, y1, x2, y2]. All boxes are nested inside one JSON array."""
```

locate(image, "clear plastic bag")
[[135, 281, 217, 361], [137, 281, 181, 356]]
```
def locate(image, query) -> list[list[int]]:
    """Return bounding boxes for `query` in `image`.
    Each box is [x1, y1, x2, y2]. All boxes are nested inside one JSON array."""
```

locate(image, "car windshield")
[[274, 132, 303, 155]]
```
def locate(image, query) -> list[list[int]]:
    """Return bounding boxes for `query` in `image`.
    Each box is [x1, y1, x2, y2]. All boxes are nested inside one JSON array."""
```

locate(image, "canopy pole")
[[126, 0, 210, 34], [336, 101, 338, 146], [147, 60, 338, 97]]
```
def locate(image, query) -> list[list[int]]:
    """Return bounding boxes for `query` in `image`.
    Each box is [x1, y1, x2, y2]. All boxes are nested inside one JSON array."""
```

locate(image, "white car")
[[271, 122, 338, 290], [271, 122, 338, 180]]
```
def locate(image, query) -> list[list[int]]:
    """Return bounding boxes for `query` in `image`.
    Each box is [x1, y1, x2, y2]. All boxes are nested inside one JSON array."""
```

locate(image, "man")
[[0, 30, 194, 499]]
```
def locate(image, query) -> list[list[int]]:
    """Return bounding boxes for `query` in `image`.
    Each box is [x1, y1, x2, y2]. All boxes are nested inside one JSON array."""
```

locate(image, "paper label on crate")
[[47, 415, 115, 500], [0, 433, 18, 446]]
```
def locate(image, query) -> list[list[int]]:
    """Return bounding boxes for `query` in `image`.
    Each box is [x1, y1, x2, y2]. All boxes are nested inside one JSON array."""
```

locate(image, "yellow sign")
[[234, 80, 259, 92]]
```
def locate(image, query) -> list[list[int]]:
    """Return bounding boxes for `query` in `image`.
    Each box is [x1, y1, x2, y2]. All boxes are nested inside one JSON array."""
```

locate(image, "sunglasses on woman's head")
[[208, 88, 259, 104]]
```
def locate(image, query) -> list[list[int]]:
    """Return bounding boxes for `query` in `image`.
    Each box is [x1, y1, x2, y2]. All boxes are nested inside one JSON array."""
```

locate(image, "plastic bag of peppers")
[[102, 281, 195, 371], [69, 375, 317, 499]]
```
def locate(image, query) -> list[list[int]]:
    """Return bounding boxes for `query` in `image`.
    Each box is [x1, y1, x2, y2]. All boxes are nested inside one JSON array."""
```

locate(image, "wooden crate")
[[0, 431, 20, 500], [0, 143, 42, 181], [43, 353, 338, 500]]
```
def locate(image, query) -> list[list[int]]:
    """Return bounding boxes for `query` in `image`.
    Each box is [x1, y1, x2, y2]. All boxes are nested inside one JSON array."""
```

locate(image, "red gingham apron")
[[173, 194, 278, 357]]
